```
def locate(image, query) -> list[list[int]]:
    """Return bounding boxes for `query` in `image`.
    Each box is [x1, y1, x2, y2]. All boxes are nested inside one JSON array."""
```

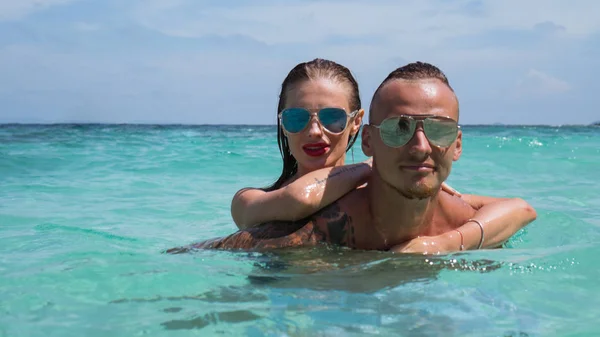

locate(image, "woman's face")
[[282, 78, 363, 176]]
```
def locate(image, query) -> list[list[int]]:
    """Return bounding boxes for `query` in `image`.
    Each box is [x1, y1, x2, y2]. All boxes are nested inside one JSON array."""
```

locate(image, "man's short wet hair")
[[370, 62, 457, 123]]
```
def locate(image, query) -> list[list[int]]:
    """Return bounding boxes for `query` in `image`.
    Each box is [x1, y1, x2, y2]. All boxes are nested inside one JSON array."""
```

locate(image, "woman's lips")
[[302, 143, 330, 157]]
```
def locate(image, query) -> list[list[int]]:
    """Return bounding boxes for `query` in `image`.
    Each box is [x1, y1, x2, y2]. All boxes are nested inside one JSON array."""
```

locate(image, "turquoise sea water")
[[1, 124, 599, 336]]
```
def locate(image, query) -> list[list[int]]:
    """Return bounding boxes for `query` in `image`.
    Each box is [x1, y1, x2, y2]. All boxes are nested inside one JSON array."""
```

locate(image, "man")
[[169, 62, 535, 254]]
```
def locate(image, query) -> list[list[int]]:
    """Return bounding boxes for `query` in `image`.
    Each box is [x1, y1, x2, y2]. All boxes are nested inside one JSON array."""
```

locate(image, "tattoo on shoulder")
[[181, 202, 357, 252], [244, 219, 311, 240], [318, 202, 343, 219], [312, 203, 354, 246], [184, 218, 316, 251]]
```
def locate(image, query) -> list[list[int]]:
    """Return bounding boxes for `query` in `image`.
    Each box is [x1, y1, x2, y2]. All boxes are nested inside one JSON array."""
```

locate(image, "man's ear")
[[453, 129, 462, 161], [350, 109, 364, 136], [362, 125, 374, 157]]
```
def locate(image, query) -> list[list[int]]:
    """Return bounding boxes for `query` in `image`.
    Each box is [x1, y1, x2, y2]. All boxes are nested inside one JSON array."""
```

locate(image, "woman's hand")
[[441, 182, 461, 197], [390, 233, 459, 255]]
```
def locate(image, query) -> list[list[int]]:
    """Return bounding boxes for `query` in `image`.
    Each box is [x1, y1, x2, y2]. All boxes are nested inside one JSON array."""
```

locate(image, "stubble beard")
[[382, 176, 437, 200], [404, 182, 437, 200], [376, 164, 440, 200]]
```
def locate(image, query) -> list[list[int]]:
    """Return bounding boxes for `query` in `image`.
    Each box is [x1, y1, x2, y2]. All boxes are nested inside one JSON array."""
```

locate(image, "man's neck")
[[366, 172, 442, 248]]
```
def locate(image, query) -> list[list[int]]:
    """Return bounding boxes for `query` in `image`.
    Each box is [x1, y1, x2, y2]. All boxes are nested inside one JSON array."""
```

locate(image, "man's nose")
[[407, 127, 432, 158]]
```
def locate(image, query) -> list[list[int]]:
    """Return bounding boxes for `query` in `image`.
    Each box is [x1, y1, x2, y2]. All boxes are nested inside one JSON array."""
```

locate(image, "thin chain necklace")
[[372, 221, 389, 250]]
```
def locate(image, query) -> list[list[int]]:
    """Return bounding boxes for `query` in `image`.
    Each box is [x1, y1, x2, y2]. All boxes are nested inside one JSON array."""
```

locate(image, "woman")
[[231, 58, 535, 253]]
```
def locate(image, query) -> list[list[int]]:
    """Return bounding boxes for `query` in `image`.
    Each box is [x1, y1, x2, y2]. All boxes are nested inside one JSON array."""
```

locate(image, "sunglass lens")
[[380, 117, 414, 147], [424, 118, 458, 147], [318, 108, 348, 133], [281, 108, 310, 133]]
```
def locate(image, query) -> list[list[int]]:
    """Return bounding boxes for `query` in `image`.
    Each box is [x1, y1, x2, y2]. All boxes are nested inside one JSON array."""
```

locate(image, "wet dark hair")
[[369, 61, 457, 123], [263, 58, 362, 192]]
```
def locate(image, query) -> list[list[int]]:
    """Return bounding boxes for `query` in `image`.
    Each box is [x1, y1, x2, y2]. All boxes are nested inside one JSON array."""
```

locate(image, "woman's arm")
[[445, 197, 537, 249], [459, 194, 510, 210], [391, 197, 537, 254], [231, 160, 371, 229]]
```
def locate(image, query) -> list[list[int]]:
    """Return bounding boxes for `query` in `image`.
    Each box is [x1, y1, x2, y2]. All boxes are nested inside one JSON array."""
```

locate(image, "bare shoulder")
[[167, 218, 321, 253], [438, 191, 477, 226], [310, 188, 368, 248], [232, 187, 266, 202], [167, 189, 368, 254]]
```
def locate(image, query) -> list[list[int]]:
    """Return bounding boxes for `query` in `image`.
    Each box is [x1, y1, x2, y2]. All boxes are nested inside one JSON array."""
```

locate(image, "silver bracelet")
[[467, 218, 485, 249]]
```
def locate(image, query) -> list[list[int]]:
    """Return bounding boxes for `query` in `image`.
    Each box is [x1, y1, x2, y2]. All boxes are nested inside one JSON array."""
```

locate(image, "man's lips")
[[400, 164, 436, 172]]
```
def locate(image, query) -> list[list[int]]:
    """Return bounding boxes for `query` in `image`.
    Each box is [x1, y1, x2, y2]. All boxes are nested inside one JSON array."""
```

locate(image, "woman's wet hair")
[[263, 58, 361, 192]]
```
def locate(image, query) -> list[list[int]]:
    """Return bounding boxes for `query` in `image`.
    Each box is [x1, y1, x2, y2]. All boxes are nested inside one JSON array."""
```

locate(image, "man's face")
[[362, 79, 462, 199]]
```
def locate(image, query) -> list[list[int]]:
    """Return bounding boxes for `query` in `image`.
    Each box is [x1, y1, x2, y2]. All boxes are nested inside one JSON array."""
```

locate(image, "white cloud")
[[127, 0, 600, 79], [73, 22, 101, 32], [133, 0, 600, 47], [1, 0, 598, 124], [515, 69, 571, 97], [0, 44, 292, 124], [0, 0, 78, 21], [484, 1, 600, 36]]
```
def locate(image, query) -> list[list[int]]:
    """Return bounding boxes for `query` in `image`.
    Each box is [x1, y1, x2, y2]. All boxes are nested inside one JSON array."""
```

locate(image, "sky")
[[0, 0, 598, 125]]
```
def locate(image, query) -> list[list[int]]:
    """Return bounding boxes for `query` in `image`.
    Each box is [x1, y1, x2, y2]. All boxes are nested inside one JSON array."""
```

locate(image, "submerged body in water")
[[168, 187, 479, 253]]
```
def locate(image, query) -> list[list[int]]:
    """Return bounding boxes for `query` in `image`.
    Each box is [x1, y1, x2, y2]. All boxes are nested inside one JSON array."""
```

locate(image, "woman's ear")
[[350, 109, 365, 136]]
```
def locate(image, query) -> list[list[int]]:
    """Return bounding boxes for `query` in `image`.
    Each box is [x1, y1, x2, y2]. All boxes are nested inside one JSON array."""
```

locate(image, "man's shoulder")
[[311, 186, 368, 222], [308, 187, 369, 247], [168, 189, 369, 253], [438, 191, 477, 227]]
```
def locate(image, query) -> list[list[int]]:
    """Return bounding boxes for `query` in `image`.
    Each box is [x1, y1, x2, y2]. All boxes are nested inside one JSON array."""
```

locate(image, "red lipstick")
[[302, 143, 330, 157]]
